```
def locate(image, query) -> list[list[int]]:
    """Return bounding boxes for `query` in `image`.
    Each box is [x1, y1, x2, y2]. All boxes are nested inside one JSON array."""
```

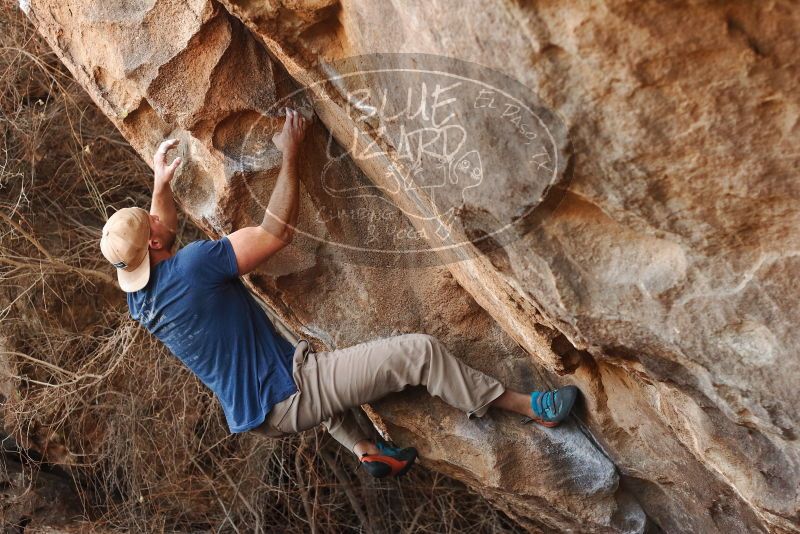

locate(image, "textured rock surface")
[[24, 0, 800, 532], [0, 439, 84, 532]]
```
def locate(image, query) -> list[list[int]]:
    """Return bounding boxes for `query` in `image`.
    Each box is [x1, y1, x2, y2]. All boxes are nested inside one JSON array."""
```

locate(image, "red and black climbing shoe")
[[526, 385, 579, 427], [359, 437, 418, 479]]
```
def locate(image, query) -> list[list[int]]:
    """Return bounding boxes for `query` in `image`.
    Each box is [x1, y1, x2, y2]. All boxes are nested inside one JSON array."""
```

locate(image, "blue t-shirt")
[[127, 237, 297, 433]]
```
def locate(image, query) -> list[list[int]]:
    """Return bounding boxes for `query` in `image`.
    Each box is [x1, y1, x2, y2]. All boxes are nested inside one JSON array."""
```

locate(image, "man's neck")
[[150, 248, 174, 267]]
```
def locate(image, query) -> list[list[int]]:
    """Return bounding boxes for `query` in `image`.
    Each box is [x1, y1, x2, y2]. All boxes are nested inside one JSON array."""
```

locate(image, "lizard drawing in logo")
[[321, 123, 484, 239]]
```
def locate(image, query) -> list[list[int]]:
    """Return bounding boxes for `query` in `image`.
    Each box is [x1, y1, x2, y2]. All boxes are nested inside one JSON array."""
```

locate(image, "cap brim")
[[117, 250, 151, 292]]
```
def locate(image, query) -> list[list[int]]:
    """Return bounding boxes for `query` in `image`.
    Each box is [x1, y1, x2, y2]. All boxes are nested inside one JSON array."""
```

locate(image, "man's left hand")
[[154, 139, 182, 189]]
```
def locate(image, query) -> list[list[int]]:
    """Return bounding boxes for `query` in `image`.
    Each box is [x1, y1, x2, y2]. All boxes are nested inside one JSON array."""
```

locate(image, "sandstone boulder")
[[24, 0, 799, 532]]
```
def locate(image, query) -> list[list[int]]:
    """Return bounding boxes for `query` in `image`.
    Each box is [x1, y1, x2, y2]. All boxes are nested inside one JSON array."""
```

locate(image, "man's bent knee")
[[395, 333, 439, 353], [400, 333, 446, 366], [404, 332, 438, 346]]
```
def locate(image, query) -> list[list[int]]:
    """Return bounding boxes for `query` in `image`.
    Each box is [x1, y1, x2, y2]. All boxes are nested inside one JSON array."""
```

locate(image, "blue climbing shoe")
[[359, 437, 418, 478], [527, 385, 579, 427]]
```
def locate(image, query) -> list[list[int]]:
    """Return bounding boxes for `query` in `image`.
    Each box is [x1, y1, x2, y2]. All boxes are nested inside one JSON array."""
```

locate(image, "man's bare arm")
[[151, 139, 182, 245], [228, 108, 308, 275], [261, 137, 300, 242]]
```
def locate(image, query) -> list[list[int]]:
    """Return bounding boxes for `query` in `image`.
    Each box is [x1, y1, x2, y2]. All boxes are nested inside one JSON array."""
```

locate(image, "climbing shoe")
[[527, 385, 579, 427], [359, 437, 418, 479]]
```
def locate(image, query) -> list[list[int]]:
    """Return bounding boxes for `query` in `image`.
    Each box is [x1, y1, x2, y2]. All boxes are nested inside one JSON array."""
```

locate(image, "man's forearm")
[[262, 153, 300, 241], [150, 139, 182, 239], [151, 184, 178, 234]]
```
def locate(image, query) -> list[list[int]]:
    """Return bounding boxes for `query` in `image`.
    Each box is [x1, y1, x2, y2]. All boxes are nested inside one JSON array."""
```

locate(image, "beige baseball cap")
[[100, 207, 151, 292]]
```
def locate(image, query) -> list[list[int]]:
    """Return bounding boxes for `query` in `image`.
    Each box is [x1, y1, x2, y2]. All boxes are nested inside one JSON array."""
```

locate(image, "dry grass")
[[0, 3, 521, 533]]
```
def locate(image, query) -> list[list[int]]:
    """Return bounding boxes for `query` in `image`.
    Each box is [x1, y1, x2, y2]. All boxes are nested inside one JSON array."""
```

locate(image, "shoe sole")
[[529, 416, 561, 428]]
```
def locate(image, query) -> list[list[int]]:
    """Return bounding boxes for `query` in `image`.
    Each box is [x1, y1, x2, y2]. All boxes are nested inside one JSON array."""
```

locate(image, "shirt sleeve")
[[178, 237, 239, 285]]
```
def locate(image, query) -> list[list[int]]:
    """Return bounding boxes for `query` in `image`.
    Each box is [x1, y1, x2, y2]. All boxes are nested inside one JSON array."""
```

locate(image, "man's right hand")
[[229, 108, 306, 276], [272, 107, 308, 158]]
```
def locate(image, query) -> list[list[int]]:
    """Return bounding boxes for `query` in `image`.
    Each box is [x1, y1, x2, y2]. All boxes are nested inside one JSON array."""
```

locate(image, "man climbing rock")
[[99, 107, 579, 478]]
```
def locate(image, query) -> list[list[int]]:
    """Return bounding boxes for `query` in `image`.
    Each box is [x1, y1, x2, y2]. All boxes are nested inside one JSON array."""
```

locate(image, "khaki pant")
[[250, 333, 506, 453]]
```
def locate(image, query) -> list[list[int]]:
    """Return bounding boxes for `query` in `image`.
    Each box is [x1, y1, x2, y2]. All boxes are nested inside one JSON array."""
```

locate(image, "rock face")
[[0, 434, 84, 532], [23, 0, 800, 532]]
